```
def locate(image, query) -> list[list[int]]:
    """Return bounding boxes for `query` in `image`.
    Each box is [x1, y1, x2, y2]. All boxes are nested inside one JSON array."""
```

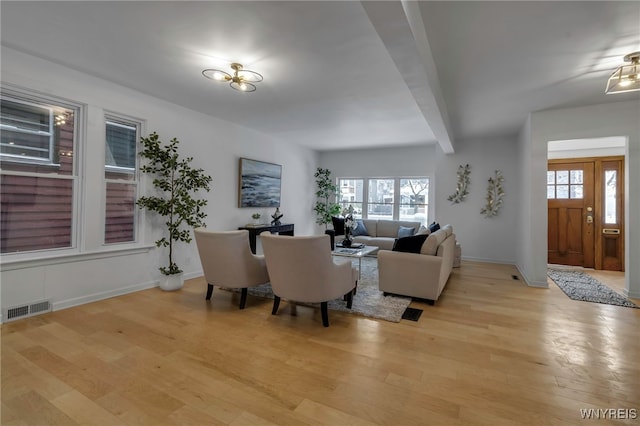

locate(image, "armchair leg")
[[206, 284, 214, 300], [345, 290, 353, 309], [239, 288, 248, 309], [321, 302, 329, 327], [272, 296, 281, 315]]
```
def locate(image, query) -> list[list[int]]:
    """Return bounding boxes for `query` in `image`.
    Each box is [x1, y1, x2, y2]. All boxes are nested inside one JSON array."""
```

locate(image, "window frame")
[[0, 85, 151, 265], [0, 87, 81, 257], [103, 113, 141, 246], [336, 176, 430, 224]]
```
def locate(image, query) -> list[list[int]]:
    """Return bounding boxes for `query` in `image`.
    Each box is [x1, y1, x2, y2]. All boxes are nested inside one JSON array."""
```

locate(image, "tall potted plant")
[[137, 132, 212, 291], [313, 167, 342, 230]]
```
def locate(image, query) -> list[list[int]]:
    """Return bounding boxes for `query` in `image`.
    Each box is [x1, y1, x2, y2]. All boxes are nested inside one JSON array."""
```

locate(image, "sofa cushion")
[[331, 216, 345, 235], [421, 228, 448, 255], [352, 219, 369, 236], [397, 226, 416, 238], [441, 224, 453, 238], [392, 234, 429, 253]]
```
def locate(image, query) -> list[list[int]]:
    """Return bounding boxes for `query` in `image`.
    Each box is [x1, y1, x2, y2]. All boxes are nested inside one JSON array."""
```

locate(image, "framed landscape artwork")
[[238, 158, 282, 208]]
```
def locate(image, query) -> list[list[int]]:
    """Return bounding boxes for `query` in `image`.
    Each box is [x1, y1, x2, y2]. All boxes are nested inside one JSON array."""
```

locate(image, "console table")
[[238, 223, 294, 254]]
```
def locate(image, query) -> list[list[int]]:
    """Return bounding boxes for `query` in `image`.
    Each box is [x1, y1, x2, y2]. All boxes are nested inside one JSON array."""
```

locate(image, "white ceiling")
[[1, 1, 639, 152]]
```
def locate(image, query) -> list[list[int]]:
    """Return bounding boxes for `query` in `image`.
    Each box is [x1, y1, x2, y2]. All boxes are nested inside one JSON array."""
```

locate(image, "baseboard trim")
[[623, 288, 640, 299], [516, 264, 549, 288], [53, 280, 159, 312], [461, 256, 516, 265]]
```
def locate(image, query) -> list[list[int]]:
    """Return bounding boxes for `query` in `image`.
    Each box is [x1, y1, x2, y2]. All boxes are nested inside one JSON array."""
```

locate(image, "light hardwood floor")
[[2, 261, 639, 425]]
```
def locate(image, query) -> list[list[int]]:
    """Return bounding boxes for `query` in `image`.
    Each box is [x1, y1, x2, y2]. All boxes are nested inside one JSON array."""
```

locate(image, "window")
[[368, 178, 394, 220], [399, 178, 429, 222], [338, 179, 363, 217], [547, 170, 583, 199], [1, 92, 78, 254], [337, 177, 429, 224], [104, 118, 139, 244], [604, 170, 616, 224]]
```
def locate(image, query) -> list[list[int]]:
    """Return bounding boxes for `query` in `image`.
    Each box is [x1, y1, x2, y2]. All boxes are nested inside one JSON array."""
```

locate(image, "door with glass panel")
[[547, 157, 625, 271], [547, 161, 595, 267], [596, 158, 624, 271]]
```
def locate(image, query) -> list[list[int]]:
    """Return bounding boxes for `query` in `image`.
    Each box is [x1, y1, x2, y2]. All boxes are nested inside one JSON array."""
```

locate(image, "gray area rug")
[[227, 257, 411, 322], [547, 269, 638, 309]]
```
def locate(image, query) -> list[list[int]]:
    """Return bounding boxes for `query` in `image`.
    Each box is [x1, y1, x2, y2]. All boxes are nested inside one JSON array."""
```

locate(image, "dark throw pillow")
[[392, 234, 429, 253], [331, 216, 345, 236], [428, 222, 440, 233], [397, 226, 416, 238], [352, 219, 369, 237]]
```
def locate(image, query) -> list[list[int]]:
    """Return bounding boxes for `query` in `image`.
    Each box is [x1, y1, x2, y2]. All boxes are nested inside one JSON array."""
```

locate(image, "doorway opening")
[[547, 137, 626, 274]]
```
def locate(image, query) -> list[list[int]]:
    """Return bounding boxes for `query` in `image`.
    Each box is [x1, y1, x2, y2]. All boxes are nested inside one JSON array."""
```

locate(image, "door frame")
[[548, 156, 625, 271]]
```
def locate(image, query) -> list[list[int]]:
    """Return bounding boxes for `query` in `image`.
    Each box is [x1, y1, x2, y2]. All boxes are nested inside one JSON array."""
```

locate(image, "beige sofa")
[[378, 224, 455, 304], [336, 219, 423, 250]]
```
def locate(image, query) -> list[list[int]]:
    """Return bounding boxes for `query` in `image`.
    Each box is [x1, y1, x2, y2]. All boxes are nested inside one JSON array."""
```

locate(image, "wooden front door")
[[547, 157, 625, 271], [547, 161, 595, 267]]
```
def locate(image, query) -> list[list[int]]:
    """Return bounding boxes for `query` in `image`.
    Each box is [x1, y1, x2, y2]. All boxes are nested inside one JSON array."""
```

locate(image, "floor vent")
[[4, 300, 52, 322]]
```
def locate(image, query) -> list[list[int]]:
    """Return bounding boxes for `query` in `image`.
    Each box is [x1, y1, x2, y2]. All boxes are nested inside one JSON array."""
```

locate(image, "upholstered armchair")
[[194, 228, 269, 309], [260, 233, 356, 327]]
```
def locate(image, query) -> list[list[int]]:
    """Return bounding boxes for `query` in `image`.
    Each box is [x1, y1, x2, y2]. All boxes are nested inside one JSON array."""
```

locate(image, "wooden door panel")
[[566, 208, 583, 253], [547, 161, 594, 267], [548, 209, 559, 253]]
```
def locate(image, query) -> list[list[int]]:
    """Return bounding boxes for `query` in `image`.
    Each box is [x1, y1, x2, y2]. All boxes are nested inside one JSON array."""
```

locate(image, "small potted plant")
[[137, 132, 212, 291], [252, 213, 261, 225]]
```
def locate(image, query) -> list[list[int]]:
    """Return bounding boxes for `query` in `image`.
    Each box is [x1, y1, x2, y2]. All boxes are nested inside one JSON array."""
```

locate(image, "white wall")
[[0, 47, 319, 318], [433, 137, 519, 264], [521, 100, 640, 297], [320, 140, 520, 264]]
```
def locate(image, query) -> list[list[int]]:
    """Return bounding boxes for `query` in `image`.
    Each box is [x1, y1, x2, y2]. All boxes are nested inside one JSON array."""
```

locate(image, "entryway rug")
[[547, 269, 638, 309], [227, 257, 412, 323]]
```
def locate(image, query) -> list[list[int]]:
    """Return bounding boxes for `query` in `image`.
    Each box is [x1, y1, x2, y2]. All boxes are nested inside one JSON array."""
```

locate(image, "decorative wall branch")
[[447, 164, 471, 204], [480, 170, 505, 218]]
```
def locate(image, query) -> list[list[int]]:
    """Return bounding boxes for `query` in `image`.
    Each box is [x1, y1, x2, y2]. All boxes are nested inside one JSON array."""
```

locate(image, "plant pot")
[[160, 273, 184, 291]]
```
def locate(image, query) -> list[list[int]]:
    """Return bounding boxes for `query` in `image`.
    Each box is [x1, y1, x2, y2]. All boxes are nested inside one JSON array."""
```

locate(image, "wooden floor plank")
[[2, 260, 639, 425]]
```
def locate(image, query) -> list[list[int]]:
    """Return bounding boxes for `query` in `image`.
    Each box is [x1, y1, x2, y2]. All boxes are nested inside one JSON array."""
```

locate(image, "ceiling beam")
[[361, 0, 455, 154]]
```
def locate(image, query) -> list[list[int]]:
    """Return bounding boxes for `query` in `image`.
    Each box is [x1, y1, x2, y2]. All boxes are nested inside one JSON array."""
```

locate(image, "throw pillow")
[[331, 216, 345, 235], [392, 234, 429, 253], [428, 221, 440, 233], [352, 219, 369, 237], [416, 225, 430, 235], [397, 226, 416, 238]]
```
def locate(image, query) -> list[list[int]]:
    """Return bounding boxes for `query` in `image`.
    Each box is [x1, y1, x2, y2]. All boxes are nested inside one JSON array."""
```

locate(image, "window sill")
[[0, 244, 155, 272]]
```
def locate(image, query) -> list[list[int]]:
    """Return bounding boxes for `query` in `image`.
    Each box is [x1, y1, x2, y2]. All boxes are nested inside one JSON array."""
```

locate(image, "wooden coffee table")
[[332, 245, 379, 280]]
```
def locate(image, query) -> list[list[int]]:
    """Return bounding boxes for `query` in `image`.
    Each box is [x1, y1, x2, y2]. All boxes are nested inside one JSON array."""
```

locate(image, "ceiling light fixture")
[[202, 63, 263, 93], [605, 51, 640, 94]]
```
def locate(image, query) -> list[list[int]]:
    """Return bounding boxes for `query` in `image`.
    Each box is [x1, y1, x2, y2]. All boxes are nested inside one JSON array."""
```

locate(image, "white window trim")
[[102, 112, 143, 246], [1, 86, 82, 258]]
